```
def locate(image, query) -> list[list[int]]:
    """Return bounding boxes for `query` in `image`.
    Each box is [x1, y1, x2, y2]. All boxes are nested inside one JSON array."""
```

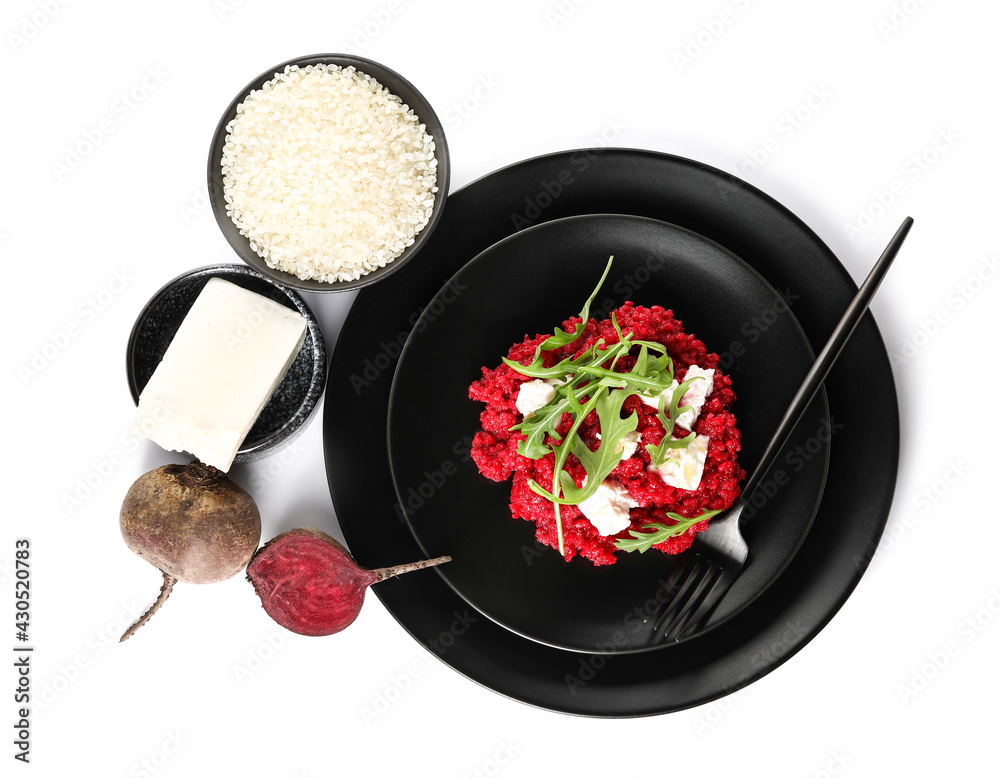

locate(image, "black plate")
[[387, 214, 827, 653], [324, 149, 898, 716]]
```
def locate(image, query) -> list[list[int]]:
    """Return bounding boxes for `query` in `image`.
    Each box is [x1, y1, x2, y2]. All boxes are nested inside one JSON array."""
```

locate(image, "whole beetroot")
[[247, 527, 450, 636], [119, 462, 261, 641]]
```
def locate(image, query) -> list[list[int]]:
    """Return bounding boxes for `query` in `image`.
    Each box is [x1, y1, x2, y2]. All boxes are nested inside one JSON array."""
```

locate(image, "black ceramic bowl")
[[126, 264, 327, 465], [207, 53, 450, 294]]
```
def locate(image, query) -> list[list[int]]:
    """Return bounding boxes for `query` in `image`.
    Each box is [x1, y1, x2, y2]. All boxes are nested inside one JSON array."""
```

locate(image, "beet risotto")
[[468, 260, 744, 565]]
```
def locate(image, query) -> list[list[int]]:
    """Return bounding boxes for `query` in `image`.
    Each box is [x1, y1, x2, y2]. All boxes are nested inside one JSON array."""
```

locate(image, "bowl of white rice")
[[208, 54, 450, 292]]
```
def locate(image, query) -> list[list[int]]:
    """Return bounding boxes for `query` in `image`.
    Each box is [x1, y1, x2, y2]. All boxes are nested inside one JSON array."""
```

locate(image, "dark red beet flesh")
[[246, 527, 450, 637]]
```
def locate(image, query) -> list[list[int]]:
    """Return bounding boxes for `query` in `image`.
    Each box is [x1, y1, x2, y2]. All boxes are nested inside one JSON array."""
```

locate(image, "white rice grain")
[[221, 63, 439, 283]]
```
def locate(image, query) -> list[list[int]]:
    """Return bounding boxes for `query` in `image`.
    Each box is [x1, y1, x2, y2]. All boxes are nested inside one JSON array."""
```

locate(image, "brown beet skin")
[[247, 527, 451, 637], [119, 462, 263, 642], [120, 462, 261, 584]]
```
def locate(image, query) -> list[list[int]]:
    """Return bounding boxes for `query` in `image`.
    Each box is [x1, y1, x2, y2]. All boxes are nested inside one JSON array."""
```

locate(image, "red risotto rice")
[[469, 302, 744, 565]]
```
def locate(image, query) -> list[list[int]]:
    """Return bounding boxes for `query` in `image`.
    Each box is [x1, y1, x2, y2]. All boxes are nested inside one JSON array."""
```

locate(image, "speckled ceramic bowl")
[[126, 264, 326, 465], [207, 53, 450, 293]]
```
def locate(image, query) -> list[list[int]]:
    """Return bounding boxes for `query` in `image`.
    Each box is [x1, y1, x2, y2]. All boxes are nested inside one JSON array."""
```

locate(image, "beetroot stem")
[[372, 555, 452, 583], [120, 570, 177, 642]]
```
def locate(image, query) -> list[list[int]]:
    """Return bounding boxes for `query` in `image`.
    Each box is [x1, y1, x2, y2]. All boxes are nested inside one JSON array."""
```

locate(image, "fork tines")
[[647, 554, 726, 642]]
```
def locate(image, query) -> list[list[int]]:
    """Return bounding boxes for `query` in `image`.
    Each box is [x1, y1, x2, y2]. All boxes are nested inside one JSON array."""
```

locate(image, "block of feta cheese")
[[515, 378, 557, 417], [649, 434, 710, 491], [132, 278, 307, 471], [594, 428, 642, 462], [676, 367, 714, 429], [615, 429, 641, 460], [578, 479, 640, 536], [638, 366, 715, 430]]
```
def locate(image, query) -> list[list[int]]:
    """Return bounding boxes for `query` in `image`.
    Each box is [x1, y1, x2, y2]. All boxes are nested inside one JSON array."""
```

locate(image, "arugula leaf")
[[613, 510, 723, 553], [512, 394, 567, 460], [645, 374, 704, 469], [561, 391, 639, 504], [508, 342, 609, 460], [502, 338, 605, 380], [538, 255, 615, 354], [535, 381, 601, 507], [537, 381, 600, 556], [529, 387, 639, 506], [500, 255, 722, 556]]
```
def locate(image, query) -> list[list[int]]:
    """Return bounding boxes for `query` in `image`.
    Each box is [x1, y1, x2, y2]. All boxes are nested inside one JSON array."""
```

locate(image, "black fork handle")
[[740, 216, 914, 501]]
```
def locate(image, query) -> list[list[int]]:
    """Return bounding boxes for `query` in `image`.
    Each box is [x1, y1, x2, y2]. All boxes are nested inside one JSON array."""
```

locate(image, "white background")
[[4, 0, 997, 775]]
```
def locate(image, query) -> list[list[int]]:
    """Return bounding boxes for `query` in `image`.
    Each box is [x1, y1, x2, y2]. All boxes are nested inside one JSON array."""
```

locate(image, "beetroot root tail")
[[120, 570, 177, 642], [372, 555, 452, 583]]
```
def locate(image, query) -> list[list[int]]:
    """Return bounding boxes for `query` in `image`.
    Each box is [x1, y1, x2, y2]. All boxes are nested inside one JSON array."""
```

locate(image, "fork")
[[647, 216, 914, 642]]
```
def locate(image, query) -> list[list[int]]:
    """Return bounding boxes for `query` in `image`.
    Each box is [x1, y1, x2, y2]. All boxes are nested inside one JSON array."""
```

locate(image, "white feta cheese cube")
[[638, 366, 715, 430], [649, 434, 710, 491], [638, 381, 677, 413], [515, 378, 557, 417], [675, 366, 715, 430], [132, 278, 307, 472], [615, 429, 641, 460], [578, 479, 640, 536], [595, 428, 641, 462]]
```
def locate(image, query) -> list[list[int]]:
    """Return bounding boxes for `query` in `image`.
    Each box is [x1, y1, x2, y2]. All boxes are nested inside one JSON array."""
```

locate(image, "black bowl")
[[126, 264, 327, 464], [207, 53, 450, 294]]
